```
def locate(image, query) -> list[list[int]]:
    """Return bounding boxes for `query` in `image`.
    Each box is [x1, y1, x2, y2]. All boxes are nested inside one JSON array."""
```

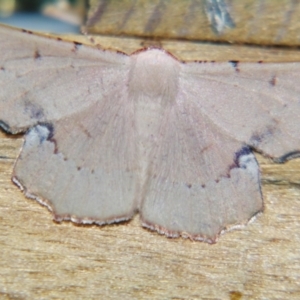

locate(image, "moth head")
[[129, 49, 180, 100]]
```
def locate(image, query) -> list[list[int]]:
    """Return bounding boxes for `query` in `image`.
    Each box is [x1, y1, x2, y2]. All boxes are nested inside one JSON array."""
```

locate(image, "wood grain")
[[85, 0, 300, 46], [0, 33, 300, 299]]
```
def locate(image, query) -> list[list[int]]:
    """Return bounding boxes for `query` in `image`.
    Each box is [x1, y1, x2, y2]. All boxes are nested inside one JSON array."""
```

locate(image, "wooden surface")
[[1, 34, 300, 299], [85, 0, 300, 46]]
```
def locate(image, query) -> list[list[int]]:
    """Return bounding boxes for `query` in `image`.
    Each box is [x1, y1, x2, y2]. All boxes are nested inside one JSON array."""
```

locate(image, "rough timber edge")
[[2, 23, 300, 62], [0, 23, 126, 56]]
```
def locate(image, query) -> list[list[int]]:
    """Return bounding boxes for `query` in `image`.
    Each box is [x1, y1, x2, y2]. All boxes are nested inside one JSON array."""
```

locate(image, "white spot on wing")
[[238, 151, 259, 179]]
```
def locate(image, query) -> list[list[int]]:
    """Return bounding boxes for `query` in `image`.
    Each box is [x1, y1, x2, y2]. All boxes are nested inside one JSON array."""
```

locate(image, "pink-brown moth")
[[0, 24, 299, 243]]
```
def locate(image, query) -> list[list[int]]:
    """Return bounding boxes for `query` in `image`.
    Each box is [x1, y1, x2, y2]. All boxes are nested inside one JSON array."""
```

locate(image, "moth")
[[0, 24, 299, 243]]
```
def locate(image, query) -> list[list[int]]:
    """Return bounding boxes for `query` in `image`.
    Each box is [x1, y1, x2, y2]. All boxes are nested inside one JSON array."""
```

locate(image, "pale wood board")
[[0, 33, 300, 299], [86, 0, 300, 46]]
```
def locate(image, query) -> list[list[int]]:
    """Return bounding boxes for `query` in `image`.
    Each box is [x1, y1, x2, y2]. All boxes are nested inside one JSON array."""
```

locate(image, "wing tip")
[[273, 150, 300, 163], [0, 119, 32, 135]]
